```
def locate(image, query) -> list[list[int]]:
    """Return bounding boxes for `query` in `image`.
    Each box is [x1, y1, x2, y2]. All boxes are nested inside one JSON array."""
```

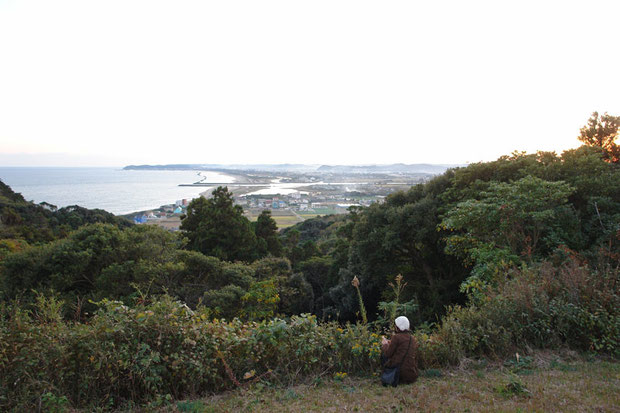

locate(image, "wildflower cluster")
[[333, 371, 348, 381]]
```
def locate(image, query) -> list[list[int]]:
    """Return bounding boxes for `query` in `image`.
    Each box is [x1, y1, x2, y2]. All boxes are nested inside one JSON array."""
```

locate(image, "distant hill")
[[316, 163, 461, 174], [0, 180, 131, 244], [0, 180, 27, 204], [124, 163, 462, 174]]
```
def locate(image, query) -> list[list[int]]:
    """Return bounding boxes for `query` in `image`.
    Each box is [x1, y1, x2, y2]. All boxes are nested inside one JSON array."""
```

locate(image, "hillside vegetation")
[[0, 179, 130, 247], [0, 113, 618, 411]]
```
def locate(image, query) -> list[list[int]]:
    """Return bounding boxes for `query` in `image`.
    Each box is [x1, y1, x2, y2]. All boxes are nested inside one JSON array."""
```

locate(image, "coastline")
[[2, 167, 229, 217], [120, 170, 240, 217], [197, 171, 246, 198], [197, 171, 273, 198]]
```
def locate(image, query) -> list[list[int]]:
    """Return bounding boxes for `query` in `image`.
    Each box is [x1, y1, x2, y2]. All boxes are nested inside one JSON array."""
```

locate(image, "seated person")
[[381, 316, 419, 384]]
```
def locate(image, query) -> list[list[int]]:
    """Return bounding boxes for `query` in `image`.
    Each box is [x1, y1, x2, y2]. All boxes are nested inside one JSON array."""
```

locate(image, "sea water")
[[0, 167, 233, 215]]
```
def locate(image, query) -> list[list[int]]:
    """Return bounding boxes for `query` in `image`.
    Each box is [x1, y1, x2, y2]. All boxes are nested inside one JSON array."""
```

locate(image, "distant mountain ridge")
[[316, 163, 460, 174], [124, 163, 464, 174]]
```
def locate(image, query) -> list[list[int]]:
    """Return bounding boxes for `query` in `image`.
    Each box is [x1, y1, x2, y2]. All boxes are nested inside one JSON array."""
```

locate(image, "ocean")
[[0, 167, 233, 215]]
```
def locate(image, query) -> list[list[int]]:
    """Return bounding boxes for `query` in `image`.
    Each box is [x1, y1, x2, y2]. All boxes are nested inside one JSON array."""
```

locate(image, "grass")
[[243, 207, 346, 228], [296, 213, 320, 219], [272, 216, 304, 228], [148, 356, 619, 413], [244, 210, 304, 228]]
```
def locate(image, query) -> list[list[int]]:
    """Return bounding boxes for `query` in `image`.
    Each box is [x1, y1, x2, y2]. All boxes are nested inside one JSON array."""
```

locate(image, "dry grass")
[[297, 213, 320, 219], [154, 358, 619, 413], [271, 216, 304, 228], [244, 210, 304, 228]]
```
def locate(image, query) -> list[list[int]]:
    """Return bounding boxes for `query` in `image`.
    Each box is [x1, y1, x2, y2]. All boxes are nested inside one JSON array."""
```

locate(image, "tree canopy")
[[0, 179, 131, 244], [254, 210, 283, 257], [578, 111, 620, 163], [180, 186, 257, 262]]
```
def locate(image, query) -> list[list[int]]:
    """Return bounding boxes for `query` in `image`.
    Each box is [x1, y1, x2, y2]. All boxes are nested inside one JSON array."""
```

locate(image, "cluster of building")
[[240, 194, 296, 210], [237, 192, 380, 213], [131, 190, 384, 231], [132, 198, 189, 224]]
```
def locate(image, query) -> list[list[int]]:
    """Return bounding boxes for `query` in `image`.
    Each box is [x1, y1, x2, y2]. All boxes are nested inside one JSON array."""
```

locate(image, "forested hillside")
[[0, 180, 131, 246], [288, 144, 619, 324], [0, 113, 618, 411]]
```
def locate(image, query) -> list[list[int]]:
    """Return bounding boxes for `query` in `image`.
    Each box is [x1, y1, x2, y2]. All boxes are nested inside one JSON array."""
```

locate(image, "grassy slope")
[[155, 357, 619, 413]]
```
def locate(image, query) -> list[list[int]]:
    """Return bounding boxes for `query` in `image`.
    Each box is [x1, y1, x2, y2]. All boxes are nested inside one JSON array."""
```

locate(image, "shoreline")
[[197, 171, 243, 198], [121, 170, 240, 217]]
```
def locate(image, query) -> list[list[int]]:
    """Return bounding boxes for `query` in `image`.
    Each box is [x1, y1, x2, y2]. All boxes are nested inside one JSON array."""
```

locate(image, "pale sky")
[[1, 0, 618, 167]]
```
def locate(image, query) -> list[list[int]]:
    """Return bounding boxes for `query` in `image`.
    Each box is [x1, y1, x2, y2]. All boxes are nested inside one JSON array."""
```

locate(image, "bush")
[[416, 258, 619, 367], [0, 295, 381, 411], [2, 258, 616, 410]]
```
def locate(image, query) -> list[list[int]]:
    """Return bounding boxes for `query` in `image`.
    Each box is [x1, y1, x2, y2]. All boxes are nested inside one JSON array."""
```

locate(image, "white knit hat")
[[395, 316, 410, 331]]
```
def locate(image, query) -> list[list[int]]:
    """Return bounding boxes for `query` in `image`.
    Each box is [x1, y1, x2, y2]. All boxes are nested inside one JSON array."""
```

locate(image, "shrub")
[[0, 295, 381, 411], [2, 258, 616, 410], [417, 258, 619, 367]]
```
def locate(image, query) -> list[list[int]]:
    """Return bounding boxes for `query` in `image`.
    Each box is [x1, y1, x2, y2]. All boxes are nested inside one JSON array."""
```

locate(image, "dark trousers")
[[380, 354, 388, 367]]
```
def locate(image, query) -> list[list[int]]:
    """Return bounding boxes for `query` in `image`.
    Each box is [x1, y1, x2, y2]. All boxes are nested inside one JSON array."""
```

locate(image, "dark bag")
[[380, 335, 412, 387], [380, 365, 400, 387]]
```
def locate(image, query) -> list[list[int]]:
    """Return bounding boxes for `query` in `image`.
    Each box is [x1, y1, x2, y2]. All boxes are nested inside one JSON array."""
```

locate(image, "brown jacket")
[[381, 331, 418, 383]]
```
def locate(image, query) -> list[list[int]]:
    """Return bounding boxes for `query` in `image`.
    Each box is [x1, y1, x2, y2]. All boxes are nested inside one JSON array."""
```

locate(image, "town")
[[125, 164, 453, 230]]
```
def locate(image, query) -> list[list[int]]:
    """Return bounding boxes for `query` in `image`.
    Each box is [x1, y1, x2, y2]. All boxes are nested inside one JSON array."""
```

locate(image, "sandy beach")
[[198, 171, 270, 198]]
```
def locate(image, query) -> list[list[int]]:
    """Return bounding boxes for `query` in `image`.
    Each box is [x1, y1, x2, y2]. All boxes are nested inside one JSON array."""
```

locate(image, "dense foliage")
[[0, 180, 130, 246], [180, 186, 259, 262], [417, 259, 619, 366], [254, 210, 284, 257], [285, 146, 619, 324], [0, 296, 381, 410], [577, 111, 620, 163], [1, 256, 616, 410], [0, 223, 308, 321]]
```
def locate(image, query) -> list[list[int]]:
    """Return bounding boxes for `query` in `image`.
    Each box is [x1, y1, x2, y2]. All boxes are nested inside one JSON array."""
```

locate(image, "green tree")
[[180, 187, 257, 262], [254, 210, 283, 257], [0, 180, 130, 244], [280, 273, 314, 315], [578, 112, 620, 163], [0, 223, 183, 306], [299, 256, 334, 313], [441, 176, 577, 299], [325, 182, 467, 323]]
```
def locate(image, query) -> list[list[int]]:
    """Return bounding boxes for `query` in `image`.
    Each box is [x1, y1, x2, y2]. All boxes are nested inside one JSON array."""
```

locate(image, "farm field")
[[296, 213, 320, 220], [245, 208, 346, 228], [244, 209, 304, 228], [271, 215, 304, 228]]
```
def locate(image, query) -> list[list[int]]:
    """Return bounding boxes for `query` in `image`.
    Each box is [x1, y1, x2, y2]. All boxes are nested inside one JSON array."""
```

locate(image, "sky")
[[1, 0, 619, 167]]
